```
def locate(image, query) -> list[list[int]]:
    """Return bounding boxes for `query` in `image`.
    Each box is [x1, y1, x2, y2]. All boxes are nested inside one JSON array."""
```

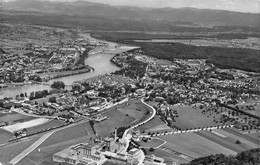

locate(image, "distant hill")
[[3, 0, 260, 27]]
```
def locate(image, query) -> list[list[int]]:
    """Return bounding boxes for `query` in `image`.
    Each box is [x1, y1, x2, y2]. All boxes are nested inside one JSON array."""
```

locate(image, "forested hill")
[[181, 148, 260, 165], [137, 43, 260, 73]]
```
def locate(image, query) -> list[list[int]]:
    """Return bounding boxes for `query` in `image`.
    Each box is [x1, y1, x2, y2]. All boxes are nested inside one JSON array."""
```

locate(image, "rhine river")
[[0, 34, 137, 98]]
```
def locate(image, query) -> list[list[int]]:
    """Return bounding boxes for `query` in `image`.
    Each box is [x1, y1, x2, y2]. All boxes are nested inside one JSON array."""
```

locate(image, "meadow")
[[95, 99, 151, 137], [0, 111, 35, 125]]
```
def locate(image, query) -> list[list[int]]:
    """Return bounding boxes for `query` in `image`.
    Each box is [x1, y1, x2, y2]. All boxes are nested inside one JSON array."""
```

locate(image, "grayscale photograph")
[[0, 0, 259, 165]]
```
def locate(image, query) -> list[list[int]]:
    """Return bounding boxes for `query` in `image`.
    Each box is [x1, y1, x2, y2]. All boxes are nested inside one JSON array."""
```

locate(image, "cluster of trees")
[[48, 96, 57, 103], [29, 90, 49, 100], [115, 126, 130, 138], [182, 148, 260, 165], [72, 81, 92, 94], [51, 81, 65, 90]]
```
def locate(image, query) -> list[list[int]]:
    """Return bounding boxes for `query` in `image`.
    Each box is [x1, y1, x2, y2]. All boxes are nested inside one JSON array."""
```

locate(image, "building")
[[144, 154, 165, 164], [93, 115, 108, 122], [53, 143, 107, 165]]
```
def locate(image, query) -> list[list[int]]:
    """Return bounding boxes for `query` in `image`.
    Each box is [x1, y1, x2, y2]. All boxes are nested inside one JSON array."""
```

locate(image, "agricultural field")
[[138, 138, 165, 148], [26, 119, 66, 135], [39, 121, 90, 148], [160, 132, 237, 159], [144, 147, 191, 165], [95, 99, 151, 137], [0, 128, 13, 145], [0, 111, 35, 125], [139, 102, 259, 164], [172, 105, 223, 129], [150, 127, 259, 164], [169, 104, 259, 133], [3, 118, 50, 133], [138, 115, 172, 133], [0, 134, 42, 164], [16, 121, 92, 165]]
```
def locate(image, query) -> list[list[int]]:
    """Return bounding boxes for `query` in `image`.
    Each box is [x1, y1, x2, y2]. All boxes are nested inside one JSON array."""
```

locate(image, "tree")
[[22, 128, 27, 133], [149, 147, 154, 152], [51, 81, 65, 90], [4, 121, 9, 126], [49, 96, 57, 103], [236, 140, 241, 144], [14, 132, 20, 138], [20, 93, 24, 97]]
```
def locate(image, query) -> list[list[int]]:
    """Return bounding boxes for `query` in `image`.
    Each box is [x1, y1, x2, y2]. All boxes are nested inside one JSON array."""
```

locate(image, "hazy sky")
[[7, 0, 260, 13]]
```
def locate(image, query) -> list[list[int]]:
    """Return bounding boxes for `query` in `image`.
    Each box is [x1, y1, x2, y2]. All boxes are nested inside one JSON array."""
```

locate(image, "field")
[[171, 105, 222, 129], [144, 147, 191, 165], [95, 99, 151, 137], [136, 102, 259, 164], [149, 126, 259, 164], [39, 121, 90, 148], [0, 111, 35, 125], [138, 115, 172, 133], [0, 128, 13, 145], [0, 112, 40, 144], [16, 121, 92, 165], [26, 119, 65, 135], [3, 118, 50, 133], [161, 132, 237, 158], [137, 101, 173, 133], [0, 134, 42, 164], [138, 138, 165, 148]]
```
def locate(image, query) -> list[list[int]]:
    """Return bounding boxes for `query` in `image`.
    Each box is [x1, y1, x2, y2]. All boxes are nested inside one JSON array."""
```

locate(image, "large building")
[[53, 142, 107, 165], [53, 129, 166, 165]]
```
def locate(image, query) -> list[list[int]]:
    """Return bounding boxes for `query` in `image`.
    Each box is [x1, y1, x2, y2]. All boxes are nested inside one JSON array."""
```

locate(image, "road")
[[9, 131, 54, 165], [120, 98, 156, 155]]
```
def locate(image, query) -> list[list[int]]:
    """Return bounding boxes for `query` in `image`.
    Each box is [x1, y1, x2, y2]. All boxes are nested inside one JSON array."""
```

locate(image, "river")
[[0, 34, 138, 99]]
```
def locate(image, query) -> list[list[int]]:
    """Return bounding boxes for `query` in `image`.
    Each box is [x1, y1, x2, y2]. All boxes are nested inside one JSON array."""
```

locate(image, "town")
[[0, 0, 260, 164], [0, 25, 259, 165], [0, 24, 110, 87]]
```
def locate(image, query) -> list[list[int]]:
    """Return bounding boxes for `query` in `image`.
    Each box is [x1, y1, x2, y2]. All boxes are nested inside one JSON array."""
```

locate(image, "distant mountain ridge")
[[3, 0, 260, 27]]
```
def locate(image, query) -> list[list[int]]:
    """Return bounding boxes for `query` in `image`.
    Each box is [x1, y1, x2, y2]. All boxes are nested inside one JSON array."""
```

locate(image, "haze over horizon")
[[4, 0, 260, 13]]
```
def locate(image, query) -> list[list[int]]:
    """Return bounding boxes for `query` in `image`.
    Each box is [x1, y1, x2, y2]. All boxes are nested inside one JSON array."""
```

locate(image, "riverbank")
[[39, 67, 94, 80]]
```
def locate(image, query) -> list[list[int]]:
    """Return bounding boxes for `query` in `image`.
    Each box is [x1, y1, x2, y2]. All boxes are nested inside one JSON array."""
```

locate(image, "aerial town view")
[[0, 0, 259, 165]]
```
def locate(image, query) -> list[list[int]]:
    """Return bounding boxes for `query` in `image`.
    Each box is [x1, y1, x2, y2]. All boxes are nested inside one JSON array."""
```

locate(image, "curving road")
[[122, 98, 156, 138], [121, 98, 156, 153]]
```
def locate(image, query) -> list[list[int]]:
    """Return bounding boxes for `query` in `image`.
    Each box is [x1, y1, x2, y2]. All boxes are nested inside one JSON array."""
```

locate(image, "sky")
[[5, 0, 260, 13]]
